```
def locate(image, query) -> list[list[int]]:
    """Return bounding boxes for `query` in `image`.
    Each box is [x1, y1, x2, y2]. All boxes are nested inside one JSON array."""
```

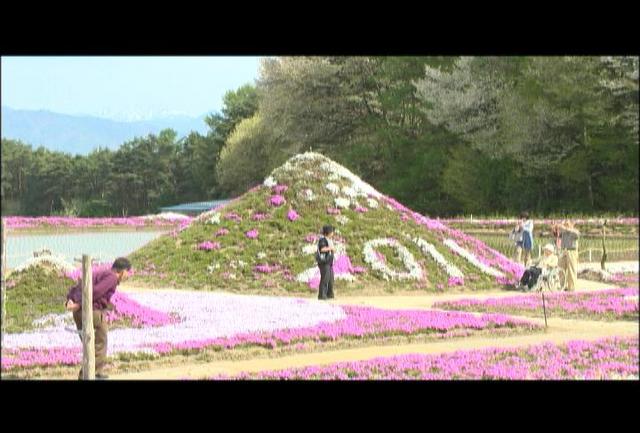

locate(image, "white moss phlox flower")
[[296, 267, 319, 283], [206, 213, 221, 225], [12, 254, 76, 275], [303, 188, 315, 201], [335, 215, 350, 225], [257, 252, 267, 259], [341, 185, 358, 199], [263, 176, 278, 188], [334, 197, 351, 209], [367, 198, 379, 209], [325, 183, 340, 195], [443, 239, 504, 278], [207, 263, 221, 274], [363, 238, 423, 281], [302, 244, 318, 255]]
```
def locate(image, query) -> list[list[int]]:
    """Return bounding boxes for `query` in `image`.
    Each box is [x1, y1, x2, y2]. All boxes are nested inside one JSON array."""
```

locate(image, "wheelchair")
[[531, 266, 567, 292]]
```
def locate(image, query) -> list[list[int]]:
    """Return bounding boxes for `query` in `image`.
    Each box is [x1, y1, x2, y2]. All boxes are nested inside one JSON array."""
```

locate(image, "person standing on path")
[[510, 219, 525, 264], [558, 220, 580, 291], [65, 257, 132, 379], [316, 225, 335, 300], [521, 212, 534, 267]]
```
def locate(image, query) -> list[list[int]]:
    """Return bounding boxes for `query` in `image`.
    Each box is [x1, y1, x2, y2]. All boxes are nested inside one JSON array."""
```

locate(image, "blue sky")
[[1, 56, 262, 121]]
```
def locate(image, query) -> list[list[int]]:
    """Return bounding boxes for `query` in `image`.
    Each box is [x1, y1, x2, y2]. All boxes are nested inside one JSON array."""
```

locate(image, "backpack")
[[315, 250, 329, 265], [315, 237, 330, 265]]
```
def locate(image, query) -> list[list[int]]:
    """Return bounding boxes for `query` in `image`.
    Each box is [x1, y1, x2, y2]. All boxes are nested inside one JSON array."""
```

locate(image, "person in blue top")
[[520, 212, 534, 267]]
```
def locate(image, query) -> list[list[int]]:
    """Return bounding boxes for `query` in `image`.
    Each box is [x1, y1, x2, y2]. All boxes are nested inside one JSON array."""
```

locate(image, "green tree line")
[[1, 57, 638, 217]]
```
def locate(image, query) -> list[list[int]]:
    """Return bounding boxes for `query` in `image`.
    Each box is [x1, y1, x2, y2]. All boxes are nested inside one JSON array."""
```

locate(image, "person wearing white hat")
[[517, 243, 558, 291]]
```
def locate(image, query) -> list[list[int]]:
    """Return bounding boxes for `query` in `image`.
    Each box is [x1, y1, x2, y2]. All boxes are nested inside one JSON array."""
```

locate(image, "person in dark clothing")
[[317, 225, 335, 300], [65, 257, 132, 379]]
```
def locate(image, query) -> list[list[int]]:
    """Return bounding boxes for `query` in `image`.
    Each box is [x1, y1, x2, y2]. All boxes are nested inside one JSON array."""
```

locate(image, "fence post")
[[82, 255, 95, 380], [1, 218, 6, 346]]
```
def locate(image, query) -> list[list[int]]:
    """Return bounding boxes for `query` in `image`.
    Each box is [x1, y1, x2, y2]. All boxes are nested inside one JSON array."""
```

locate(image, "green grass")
[[4, 267, 74, 333]]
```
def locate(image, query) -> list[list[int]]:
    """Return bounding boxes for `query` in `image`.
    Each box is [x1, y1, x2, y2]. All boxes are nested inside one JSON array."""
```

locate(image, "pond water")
[[5, 230, 168, 270]]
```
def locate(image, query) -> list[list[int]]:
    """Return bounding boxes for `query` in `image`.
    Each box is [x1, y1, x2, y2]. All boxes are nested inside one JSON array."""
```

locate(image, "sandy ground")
[[109, 276, 639, 380]]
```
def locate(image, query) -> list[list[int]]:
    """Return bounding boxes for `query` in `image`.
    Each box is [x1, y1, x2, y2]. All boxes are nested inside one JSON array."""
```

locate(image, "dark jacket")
[[67, 269, 119, 310], [317, 236, 334, 266]]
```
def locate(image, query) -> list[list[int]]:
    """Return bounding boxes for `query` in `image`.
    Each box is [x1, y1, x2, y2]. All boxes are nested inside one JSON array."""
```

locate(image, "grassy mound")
[[4, 267, 73, 333], [128, 152, 522, 295]]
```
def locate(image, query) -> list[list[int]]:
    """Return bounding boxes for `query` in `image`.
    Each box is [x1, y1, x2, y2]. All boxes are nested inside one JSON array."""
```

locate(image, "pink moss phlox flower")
[[251, 213, 270, 221], [270, 195, 286, 207], [197, 241, 221, 251], [246, 229, 259, 239], [272, 184, 288, 194], [215, 228, 230, 237], [287, 209, 300, 221]]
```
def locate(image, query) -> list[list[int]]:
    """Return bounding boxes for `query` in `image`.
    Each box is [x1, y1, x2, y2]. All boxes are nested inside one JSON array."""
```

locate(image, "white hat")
[[543, 243, 555, 253]]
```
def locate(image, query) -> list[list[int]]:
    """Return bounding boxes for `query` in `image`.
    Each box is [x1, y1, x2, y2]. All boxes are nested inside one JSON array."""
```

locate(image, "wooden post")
[[600, 221, 608, 271], [82, 255, 95, 380], [1, 218, 6, 346]]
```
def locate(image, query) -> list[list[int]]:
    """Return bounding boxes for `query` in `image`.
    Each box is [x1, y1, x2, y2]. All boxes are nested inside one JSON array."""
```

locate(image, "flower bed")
[[212, 336, 639, 380], [433, 287, 640, 321], [1, 292, 538, 370], [4, 216, 192, 230]]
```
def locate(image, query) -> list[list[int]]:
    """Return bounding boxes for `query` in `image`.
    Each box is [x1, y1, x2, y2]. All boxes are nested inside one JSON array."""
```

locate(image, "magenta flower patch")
[[215, 228, 230, 237], [287, 209, 300, 221], [272, 184, 288, 194], [246, 229, 259, 239], [270, 195, 286, 207], [251, 213, 270, 221], [198, 241, 221, 251]]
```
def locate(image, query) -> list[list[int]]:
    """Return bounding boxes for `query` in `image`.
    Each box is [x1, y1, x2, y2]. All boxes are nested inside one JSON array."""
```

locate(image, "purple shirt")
[[67, 269, 119, 310]]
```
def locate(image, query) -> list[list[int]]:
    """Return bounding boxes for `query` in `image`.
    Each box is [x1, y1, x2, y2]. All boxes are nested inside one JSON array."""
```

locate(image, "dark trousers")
[[73, 309, 108, 377], [520, 266, 542, 289], [318, 264, 334, 300]]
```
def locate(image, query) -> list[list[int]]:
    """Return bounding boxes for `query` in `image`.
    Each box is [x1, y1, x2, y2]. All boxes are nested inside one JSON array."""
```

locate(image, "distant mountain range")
[[1, 106, 210, 155]]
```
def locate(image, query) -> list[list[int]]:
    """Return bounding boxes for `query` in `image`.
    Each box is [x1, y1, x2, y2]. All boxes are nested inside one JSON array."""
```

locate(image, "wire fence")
[[473, 233, 639, 263]]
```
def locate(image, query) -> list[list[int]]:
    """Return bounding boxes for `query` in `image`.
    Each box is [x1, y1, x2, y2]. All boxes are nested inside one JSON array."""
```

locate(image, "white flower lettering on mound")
[[412, 237, 464, 279], [363, 238, 423, 281], [443, 239, 504, 278]]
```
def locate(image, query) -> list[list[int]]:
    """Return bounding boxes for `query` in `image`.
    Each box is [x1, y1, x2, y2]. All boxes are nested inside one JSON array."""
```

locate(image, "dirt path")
[[111, 278, 638, 380]]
